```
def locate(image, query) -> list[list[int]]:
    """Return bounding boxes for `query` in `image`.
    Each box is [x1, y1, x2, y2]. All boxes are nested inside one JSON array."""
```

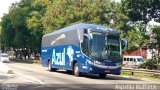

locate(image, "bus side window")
[[124, 58, 126, 61], [81, 36, 89, 56], [130, 58, 133, 62], [127, 58, 129, 61]]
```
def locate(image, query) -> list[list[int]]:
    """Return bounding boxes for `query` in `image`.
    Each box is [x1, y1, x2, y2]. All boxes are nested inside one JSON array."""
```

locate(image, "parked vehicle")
[[9, 55, 16, 59], [123, 56, 144, 66], [0, 53, 10, 63]]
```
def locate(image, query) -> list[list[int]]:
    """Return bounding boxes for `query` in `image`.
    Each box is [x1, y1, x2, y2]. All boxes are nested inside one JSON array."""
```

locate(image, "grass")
[[10, 59, 41, 64], [121, 71, 160, 82]]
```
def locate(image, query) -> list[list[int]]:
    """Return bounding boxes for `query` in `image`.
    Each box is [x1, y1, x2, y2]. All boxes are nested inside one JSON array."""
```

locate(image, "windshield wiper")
[[91, 55, 101, 60]]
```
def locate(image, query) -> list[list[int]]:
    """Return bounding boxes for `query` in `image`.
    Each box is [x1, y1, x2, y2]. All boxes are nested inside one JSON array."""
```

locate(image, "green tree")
[[0, 26, 1, 52], [26, 0, 49, 51], [0, 26, 1, 35], [106, 2, 129, 31], [122, 0, 160, 24], [126, 27, 148, 50], [151, 26, 160, 59], [1, 0, 33, 59], [120, 0, 152, 50], [43, 0, 112, 34], [0, 14, 15, 50]]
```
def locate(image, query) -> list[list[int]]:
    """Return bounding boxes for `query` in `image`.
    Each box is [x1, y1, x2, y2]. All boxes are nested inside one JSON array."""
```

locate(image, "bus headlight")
[[94, 60, 103, 65], [87, 60, 94, 65]]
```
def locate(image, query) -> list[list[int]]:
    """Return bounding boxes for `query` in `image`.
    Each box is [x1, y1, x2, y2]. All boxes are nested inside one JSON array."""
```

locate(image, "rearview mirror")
[[121, 38, 128, 50], [81, 34, 92, 57]]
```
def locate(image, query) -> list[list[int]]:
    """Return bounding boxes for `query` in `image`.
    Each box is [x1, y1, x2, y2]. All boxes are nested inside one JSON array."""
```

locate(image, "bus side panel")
[[41, 47, 52, 67], [41, 46, 122, 75], [46, 45, 82, 70], [76, 54, 92, 73]]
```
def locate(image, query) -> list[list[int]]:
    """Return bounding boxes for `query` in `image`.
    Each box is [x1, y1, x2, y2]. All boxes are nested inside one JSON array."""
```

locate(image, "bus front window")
[[106, 35, 121, 60], [90, 31, 120, 61]]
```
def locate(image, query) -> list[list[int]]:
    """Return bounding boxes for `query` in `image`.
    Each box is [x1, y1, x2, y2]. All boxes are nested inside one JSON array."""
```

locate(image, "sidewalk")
[[0, 62, 14, 74]]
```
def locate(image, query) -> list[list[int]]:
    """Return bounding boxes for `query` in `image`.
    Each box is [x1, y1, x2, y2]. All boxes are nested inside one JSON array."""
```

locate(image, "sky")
[[0, 0, 20, 21]]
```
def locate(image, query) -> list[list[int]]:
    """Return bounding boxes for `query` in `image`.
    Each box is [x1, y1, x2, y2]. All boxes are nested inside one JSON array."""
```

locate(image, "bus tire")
[[99, 74, 106, 78], [73, 63, 81, 76], [48, 61, 57, 72], [116, 72, 121, 75], [66, 70, 72, 74]]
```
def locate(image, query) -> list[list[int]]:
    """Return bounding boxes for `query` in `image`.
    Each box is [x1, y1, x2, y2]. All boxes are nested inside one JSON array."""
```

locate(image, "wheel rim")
[[74, 64, 78, 75], [48, 61, 51, 70], [99, 74, 106, 78]]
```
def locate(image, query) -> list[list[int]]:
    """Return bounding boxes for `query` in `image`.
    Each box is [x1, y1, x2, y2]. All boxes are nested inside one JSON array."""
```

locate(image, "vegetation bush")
[[140, 60, 159, 70], [156, 64, 160, 70]]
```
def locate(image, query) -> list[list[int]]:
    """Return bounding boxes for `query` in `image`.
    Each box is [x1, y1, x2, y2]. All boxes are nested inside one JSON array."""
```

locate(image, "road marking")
[[16, 72, 45, 84], [0, 62, 14, 74], [0, 73, 14, 77]]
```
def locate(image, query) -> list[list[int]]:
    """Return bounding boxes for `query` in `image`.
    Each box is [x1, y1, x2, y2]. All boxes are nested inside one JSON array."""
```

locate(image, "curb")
[[121, 75, 160, 83], [0, 62, 14, 74]]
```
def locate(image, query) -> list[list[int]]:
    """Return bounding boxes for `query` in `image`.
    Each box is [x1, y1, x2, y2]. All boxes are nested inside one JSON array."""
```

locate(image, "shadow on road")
[[51, 70, 139, 81]]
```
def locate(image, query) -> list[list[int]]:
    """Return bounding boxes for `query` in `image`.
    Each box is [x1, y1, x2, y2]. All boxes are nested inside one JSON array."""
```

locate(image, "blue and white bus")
[[41, 23, 128, 78]]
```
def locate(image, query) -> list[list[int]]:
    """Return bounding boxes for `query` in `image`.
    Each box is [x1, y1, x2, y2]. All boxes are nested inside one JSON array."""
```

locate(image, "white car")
[[0, 53, 10, 63]]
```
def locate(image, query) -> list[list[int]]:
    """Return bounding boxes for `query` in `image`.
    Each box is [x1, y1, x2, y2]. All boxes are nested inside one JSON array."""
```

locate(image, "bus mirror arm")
[[83, 34, 92, 45], [121, 38, 128, 50], [82, 34, 92, 57]]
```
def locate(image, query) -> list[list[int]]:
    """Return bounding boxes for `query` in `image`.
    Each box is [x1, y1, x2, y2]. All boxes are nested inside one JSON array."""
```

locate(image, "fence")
[[122, 67, 160, 77]]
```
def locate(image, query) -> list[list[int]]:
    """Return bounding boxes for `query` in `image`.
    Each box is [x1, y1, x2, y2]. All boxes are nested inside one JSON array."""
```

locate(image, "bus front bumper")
[[88, 64, 122, 75]]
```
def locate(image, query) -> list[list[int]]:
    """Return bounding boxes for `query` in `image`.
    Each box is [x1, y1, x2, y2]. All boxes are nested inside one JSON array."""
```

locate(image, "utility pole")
[[80, 0, 82, 8]]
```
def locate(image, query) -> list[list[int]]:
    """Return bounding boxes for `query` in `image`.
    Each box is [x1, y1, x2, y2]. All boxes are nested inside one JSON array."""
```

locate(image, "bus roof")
[[44, 23, 119, 37]]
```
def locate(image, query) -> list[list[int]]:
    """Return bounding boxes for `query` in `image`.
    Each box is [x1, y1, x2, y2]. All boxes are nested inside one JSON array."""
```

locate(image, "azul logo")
[[52, 49, 65, 66], [67, 46, 74, 66]]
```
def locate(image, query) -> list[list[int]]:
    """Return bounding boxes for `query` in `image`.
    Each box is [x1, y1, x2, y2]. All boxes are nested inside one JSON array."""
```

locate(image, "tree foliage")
[[43, 0, 113, 34], [122, 0, 160, 24], [151, 26, 160, 56], [0, 26, 1, 35], [1, 14, 15, 49], [126, 28, 148, 50]]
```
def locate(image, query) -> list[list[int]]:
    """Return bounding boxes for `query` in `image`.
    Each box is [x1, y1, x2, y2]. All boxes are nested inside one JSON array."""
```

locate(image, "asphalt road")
[[0, 62, 160, 90]]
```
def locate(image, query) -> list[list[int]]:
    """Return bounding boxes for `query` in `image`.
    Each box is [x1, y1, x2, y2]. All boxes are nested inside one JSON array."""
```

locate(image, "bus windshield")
[[90, 31, 120, 61]]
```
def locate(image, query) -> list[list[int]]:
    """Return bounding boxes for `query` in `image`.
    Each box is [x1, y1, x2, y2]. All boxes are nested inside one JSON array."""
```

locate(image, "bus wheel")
[[66, 70, 72, 74], [73, 63, 81, 76], [48, 61, 56, 72], [99, 74, 106, 78]]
